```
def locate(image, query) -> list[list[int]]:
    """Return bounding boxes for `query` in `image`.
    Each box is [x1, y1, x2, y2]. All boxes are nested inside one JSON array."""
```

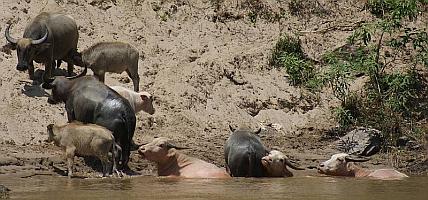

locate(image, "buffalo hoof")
[[112, 169, 124, 178], [47, 97, 57, 104], [42, 82, 53, 89], [16, 65, 28, 71]]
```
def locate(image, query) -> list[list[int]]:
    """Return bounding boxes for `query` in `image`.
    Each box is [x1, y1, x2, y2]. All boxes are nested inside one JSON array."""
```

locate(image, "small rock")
[[270, 123, 282, 131], [397, 136, 409, 147], [335, 127, 382, 156], [0, 185, 10, 199], [0, 156, 19, 166]]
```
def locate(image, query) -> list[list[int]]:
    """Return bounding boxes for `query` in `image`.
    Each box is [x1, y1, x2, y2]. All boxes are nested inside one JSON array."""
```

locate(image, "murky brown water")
[[2, 174, 428, 200]]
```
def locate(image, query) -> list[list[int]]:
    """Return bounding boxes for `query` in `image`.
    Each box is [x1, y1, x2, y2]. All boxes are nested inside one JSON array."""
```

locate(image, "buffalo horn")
[[5, 24, 17, 44], [229, 124, 236, 132], [285, 159, 305, 170], [167, 143, 190, 150], [345, 155, 370, 163], [67, 66, 87, 80], [31, 31, 48, 45]]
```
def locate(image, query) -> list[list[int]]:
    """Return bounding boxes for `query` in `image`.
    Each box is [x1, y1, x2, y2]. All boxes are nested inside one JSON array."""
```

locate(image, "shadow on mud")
[[21, 68, 79, 97], [22, 84, 50, 97]]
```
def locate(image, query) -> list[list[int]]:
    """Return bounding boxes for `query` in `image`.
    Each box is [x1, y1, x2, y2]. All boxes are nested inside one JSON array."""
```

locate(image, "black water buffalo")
[[224, 126, 303, 177], [43, 71, 136, 171], [5, 12, 78, 83]]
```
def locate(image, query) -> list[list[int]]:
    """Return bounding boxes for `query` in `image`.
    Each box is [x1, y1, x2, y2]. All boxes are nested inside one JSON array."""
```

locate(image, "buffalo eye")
[[158, 144, 165, 148]]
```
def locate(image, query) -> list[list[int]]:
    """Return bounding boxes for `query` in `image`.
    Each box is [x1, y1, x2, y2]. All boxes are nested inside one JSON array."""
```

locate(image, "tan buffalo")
[[317, 153, 408, 180], [5, 12, 78, 83], [47, 122, 121, 177], [138, 137, 230, 178], [73, 42, 140, 91]]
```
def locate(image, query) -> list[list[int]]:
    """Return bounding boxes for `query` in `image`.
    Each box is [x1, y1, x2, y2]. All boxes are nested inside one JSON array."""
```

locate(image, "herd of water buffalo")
[[4, 11, 409, 180]]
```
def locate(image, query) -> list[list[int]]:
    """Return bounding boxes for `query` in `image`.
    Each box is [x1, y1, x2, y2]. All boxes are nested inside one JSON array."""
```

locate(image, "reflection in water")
[[2, 175, 428, 200]]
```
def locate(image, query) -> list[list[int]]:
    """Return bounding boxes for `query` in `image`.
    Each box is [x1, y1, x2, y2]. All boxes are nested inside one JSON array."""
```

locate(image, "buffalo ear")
[[229, 125, 236, 132], [46, 124, 54, 131], [140, 94, 149, 101], [3, 43, 16, 51], [166, 148, 177, 158]]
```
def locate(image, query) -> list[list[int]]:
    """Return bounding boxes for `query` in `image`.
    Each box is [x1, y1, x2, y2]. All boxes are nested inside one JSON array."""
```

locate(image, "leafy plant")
[[319, 0, 428, 148], [270, 34, 316, 86], [333, 107, 355, 129]]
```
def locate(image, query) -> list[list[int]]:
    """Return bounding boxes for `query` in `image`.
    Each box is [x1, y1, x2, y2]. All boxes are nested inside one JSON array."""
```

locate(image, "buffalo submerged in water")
[[224, 126, 304, 177]]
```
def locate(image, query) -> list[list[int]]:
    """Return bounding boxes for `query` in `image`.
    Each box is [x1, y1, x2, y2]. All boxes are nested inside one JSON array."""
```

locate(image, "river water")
[[2, 174, 428, 200]]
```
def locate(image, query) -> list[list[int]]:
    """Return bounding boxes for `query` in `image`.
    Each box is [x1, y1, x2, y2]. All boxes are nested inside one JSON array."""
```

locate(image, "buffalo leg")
[[28, 64, 35, 80], [56, 59, 62, 69], [125, 68, 140, 92], [67, 62, 74, 77], [66, 147, 76, 178], [100, 157, 108, 177], [43, 62, 53, 84], [94, 72, 105, 82], [65, 101, 76, 122]]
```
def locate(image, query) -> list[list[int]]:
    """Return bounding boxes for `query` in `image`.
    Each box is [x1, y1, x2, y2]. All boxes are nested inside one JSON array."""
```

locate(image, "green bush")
[[380, 72, 420, 112], [271, 34, 317, 86], [271, 34, 305, 67], [367, 0, 419, 21], [279, 54, 315, 85]]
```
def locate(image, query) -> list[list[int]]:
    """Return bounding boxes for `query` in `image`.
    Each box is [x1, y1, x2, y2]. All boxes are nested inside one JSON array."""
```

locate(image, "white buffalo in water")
[[317, 153, 408, 180]]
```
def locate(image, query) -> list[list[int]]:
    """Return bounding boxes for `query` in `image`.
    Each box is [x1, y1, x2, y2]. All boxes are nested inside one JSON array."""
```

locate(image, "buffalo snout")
[[16, 64, 28, 71]]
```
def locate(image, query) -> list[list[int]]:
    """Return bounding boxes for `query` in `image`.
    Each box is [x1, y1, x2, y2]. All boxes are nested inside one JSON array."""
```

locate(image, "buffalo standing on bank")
[[5, 12, 79, 83], [44, 72, 136, 171], [72, 42, 140, 91]]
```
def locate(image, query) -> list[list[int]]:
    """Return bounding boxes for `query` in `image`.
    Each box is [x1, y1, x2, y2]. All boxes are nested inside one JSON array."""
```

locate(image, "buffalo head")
[[317, 153, 370, 176], [261, 150, 305, 177], [138, 137, 189, 163], [5, 24, 50, 71], [42, 67, 87, 104]]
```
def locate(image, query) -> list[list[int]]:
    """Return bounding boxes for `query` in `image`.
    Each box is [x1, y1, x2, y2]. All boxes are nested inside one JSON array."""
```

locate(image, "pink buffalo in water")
[[317, 153, 408, 180], [138, 137, 230, 179]]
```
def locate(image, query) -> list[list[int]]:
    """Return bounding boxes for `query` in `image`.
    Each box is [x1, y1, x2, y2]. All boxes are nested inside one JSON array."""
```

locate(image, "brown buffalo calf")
[[73, 42, 140, 91], [47, 122, 121, 177]]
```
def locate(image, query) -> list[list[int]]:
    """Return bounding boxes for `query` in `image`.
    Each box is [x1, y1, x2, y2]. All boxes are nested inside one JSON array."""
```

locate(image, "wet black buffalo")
[[43, 70, 136, 170], [224, 126, 268, 177]]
